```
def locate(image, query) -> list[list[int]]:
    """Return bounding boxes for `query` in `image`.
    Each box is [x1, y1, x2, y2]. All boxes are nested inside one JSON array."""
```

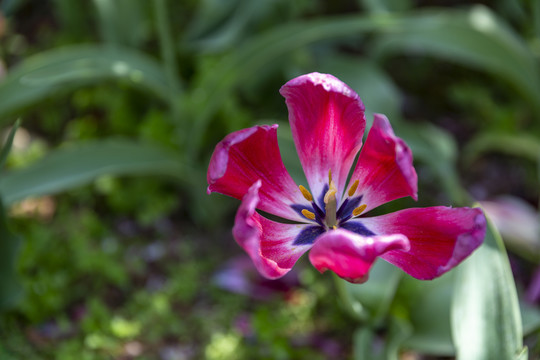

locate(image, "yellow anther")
[[352, 204, 367, 217], [348, 179, 359, 197], [301, 209, 316, 220], [332, 225, 337, 230], [328, 169, 333, 184], [299, 185, 313, 202]]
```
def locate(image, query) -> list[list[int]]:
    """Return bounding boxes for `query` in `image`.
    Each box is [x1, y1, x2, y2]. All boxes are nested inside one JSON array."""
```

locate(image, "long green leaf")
[[186, 14, 381, 160], [0, 119, 20, 170], [464, 132, 540, 164], [398, 123, 469, 205], [341, 260, 402, 326], [451, 212, 525, 360], [397, 273, 456, 356], [0, 45, 171, 123], [372, 6, 540, 116], [0, 139, 184, 204], [188, 7, 538, 160], [0, 195, 22, 311], [318, 56, 402, 122]]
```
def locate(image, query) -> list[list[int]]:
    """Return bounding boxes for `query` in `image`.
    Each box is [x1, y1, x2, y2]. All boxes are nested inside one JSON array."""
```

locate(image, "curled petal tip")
[[309, 229, 409, 283], [436, 209, 486, 276], [280, 72, 363, 105], [279, 72, 366, 202]]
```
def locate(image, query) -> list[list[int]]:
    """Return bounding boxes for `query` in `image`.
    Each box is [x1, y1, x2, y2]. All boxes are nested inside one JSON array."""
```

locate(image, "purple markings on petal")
[[340, 221, 375, 237], [336, 196, 363, 222], [293, 226, 326, 246]]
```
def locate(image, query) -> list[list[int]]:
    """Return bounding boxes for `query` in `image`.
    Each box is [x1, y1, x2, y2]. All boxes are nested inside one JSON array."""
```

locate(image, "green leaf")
[[340, 260, 402, 326], [0, 45, 171, 123], [516, 347, 529, 360], [318, 56, 402, 122], [464, 132, 540, 164], [372, 6, 540, 116], [353, 327, 384, 360], [184, 0, 278, 53], [384, 316, 413, 360], [451, 212, 524, 360], [398, 123, 469, 205], [396, 273, 456, 356], [358, 0, 413, 14], [188, 6, 539, 160], [0, 119, 21, 169], [0, 196, 22, 311], [520, 301, 540, 336], [93, 0, 150, 47], [0, 139, 184, 204], [186, 14, 383, 160]]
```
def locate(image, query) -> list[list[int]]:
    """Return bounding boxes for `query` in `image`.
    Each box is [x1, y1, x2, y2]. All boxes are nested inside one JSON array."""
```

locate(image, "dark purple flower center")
[[291, 174, 375, 245]]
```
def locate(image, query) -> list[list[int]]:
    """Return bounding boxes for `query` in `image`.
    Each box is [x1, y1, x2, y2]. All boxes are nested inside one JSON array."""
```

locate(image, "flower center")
[[298, 169, 367, 230], [323, 178, 338, 229]]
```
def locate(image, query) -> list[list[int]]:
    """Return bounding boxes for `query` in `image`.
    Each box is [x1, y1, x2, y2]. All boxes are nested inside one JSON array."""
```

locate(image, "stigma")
[[323, 172, 338, 228]]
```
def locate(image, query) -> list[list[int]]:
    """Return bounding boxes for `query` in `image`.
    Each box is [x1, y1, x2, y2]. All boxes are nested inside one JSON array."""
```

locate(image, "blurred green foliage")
[[0, 0, 540, 358]]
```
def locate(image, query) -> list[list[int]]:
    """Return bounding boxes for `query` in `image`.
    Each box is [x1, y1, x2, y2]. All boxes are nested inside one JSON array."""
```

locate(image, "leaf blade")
[[451, 212, 524, 360], [0, 139, 184, 204], [0, 45, 172, 123]]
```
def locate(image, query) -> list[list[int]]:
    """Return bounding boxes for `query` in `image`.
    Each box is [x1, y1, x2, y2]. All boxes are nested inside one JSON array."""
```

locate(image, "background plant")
[[1, 0, 540, 359]]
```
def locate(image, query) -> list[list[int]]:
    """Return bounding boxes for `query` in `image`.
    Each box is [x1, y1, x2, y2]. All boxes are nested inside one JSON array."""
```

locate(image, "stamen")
[[301, 209, 316, 220], [299, 185, 313, 202], [323, 181, 337, 204], [324, 180, 338, 228], [328, 169, 332, 184], [348, 179, 359, 197], [352, 204, 367, 217]]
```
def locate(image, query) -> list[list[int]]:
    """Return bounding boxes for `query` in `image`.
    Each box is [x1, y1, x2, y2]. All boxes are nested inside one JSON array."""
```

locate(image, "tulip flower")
[[208, 73, 485, 283]]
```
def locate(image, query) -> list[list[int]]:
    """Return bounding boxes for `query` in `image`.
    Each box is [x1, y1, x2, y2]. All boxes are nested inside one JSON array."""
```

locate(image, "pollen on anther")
[[299, 185, 313, 202], [301, 209, 316, 220], [352, 204, 367, 217], [348, 180, 359, 197]]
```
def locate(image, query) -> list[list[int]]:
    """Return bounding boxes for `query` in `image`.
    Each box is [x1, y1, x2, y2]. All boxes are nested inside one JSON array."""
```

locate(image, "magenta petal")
[[280, 73, 366, 203], [361, 207, 486, 280], [349, 114, 418, 212], [308, 229, 409, 284], [233, 181, 313, 279], [207, 125, 307, 222]]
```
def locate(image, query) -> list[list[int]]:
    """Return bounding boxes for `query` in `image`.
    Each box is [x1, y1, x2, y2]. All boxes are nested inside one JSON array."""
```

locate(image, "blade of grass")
[[0, 119, 20, 169], [0, 195, 22, 311], [0, 139, 185, 204], [187, 7, 539, 161], [372, 6, 540, 117], [0, 45, 171, 123]]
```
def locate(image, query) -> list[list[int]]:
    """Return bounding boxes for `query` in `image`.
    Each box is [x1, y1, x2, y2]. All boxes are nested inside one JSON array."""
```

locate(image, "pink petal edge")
[[207, 125, 308, 222], [308, 228, 410, 284], [348, 114, 418, 212], [360, 206, 486, 280], [280, 72, 366, 205], [233, 181, 313, 279]]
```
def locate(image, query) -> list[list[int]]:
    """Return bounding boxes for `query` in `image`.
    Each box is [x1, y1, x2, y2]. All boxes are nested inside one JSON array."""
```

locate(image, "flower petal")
[[360, 207, 486, 280], [308, 228, 409, 283], [208, 125, 308, 222], [280, 73, 366, 206], [233, 181, 315, 279], [347, 114, 417, 213]]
